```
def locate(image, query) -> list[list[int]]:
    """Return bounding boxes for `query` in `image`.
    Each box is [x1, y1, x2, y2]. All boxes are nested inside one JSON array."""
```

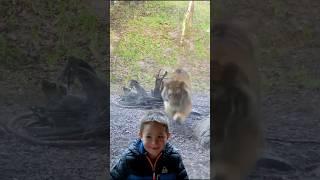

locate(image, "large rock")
[[193, 115, 210, 149]]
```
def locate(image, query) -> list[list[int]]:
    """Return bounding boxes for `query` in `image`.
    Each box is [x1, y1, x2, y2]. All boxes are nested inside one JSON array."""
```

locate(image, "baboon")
[[41, 80, 67, 104], [129, 80, 148, 97], [213, 22, 264, 180], [161, 69, 192, 124]]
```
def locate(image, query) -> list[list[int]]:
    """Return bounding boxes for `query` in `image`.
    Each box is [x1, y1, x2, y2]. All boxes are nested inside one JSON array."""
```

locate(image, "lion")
[[212, 22, 264, 180], [161, 68, 192, 124]]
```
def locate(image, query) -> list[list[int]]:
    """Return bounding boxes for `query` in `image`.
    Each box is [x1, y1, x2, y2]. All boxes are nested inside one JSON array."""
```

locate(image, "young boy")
[[110, 111, 189, 180]]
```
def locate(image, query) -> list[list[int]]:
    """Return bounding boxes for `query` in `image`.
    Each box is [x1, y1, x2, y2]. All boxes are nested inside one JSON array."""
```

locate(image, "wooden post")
[[180, 1, 194, 44]]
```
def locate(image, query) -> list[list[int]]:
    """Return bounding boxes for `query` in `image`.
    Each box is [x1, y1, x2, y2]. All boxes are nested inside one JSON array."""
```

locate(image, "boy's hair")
[[140, 111, 170, 133]]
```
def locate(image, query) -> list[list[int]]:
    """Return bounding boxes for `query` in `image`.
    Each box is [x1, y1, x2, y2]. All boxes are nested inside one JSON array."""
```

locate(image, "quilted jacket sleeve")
[[176, 155, 189, 180], [110, 153, 129, 180]]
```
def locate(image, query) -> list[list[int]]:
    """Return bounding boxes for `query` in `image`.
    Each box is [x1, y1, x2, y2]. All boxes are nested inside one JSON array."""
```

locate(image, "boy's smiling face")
[[139, 121, 170, 159]]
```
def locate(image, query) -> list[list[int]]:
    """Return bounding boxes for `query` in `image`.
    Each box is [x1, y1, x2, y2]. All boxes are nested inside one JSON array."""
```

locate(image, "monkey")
[[129, 80, 148, 97], [161, 68, 192, 124], [5, 57, 107, 146], [212, 22, 264, 180], [41, 79, 67, 104]]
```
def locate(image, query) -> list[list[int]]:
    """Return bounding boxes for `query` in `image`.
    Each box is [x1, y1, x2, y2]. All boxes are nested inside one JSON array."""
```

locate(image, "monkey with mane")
[[161, 69, 192, 124], [213, 22, 264, 180]]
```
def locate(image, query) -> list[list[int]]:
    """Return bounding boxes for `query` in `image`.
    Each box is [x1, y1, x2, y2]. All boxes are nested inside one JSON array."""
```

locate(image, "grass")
[[111, 1, 210, 93], [287, 65, 320, 89], [258, 46, 320, 94], [0, 0, 105, 68], [253, 0, 318, 93]]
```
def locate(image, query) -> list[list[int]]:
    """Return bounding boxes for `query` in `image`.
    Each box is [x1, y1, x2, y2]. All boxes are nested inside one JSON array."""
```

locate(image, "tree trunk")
[[180, 1, 195, 44]]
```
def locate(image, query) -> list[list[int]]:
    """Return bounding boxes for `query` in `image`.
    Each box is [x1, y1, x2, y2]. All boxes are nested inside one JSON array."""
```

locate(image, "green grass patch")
[[111, 1, 210, 91], [115, 30, 177, 65]]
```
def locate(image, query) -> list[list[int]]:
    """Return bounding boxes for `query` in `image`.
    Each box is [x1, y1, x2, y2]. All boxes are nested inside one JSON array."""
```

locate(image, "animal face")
[[162, 81, 186, 104]]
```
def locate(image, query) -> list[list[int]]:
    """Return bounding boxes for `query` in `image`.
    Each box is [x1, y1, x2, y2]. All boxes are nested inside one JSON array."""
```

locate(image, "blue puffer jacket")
[[110, 139, 189, 180]]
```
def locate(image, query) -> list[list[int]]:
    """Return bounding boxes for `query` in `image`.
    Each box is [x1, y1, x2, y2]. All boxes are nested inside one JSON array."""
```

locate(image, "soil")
[[249, 89, 320, 180]]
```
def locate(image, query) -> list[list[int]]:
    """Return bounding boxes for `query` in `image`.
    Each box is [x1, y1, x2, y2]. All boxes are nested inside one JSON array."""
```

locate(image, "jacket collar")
[[138, 139, 147, 155], [135, 138, 174, 156]]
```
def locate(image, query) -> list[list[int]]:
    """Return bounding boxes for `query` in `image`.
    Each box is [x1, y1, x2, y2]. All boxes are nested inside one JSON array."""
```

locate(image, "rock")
[[256, 153, 296, 172], [193, 116, 210, 149]]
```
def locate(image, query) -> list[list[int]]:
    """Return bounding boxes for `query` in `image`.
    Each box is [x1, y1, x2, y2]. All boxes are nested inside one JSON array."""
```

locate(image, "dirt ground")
[[250, 90, 320, 180]]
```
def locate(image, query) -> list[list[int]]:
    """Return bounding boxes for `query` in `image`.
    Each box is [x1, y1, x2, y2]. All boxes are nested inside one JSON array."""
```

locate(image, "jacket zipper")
[[146, 152, 162, 180]]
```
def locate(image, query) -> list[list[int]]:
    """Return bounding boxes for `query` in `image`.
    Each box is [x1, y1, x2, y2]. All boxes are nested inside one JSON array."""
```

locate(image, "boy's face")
[[139, 122, 170, 159]]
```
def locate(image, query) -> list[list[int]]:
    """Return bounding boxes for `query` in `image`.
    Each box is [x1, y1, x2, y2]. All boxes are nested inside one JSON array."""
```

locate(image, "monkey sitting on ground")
[[161, 68, 192, 124], [129, 80, 148, 97], [41, 80, 67, 104], [213, 22, 264, 180]]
